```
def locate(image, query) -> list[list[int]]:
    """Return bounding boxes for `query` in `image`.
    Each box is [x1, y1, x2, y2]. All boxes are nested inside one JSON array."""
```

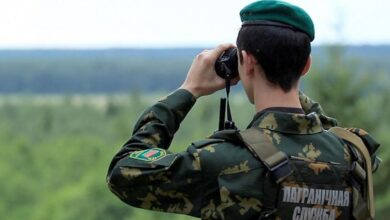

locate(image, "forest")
[[0, 46, 389, 94], [0, 45, 389, 220]]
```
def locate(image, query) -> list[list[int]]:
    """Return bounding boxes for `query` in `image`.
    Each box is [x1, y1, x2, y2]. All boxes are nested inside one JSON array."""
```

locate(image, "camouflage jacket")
[[107, 89, 356, 220]]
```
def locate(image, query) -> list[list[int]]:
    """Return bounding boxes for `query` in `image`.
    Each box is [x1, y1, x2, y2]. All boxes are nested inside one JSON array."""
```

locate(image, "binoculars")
[[215, 48, 239, 80], [214, 47, 239, 130]]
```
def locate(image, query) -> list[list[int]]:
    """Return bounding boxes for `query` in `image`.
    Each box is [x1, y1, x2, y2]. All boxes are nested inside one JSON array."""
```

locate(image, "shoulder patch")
[[129, 148, 167, 162]]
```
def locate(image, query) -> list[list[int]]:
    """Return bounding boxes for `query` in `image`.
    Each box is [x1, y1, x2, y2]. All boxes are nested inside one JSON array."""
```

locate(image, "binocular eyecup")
[[214, 48, 239, 80]]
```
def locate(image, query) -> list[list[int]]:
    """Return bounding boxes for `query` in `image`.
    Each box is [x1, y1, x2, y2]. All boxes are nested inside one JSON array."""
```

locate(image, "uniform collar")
[[247, 108, 324, 134], [299, 91, 338, 129]]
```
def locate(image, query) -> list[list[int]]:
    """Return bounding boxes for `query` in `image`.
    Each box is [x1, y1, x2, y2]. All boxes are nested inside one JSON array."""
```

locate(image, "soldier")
[[107, 1, 380, 219]]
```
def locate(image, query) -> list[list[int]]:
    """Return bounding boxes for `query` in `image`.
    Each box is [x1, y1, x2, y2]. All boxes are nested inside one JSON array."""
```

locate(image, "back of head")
[[236, 0, 314, 92]]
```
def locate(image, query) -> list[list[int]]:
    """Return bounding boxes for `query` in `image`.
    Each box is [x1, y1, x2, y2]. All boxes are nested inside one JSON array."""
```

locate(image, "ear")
[[301, 55, 312, 76], [241, 50, 256, 78]]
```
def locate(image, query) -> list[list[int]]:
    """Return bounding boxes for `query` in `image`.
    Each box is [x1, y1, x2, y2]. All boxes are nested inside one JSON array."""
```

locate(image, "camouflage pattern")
[[298, 91, 338, 130], [106, 89, 355, 219]]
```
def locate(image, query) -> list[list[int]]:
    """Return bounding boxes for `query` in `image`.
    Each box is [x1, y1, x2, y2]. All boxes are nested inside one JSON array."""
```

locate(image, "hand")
[[179, 44, 240, 98]]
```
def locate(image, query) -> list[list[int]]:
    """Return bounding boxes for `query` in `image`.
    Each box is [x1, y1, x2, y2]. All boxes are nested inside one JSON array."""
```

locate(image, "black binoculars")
[[214, 48, 239, 80], [214, 47, 239, 131]]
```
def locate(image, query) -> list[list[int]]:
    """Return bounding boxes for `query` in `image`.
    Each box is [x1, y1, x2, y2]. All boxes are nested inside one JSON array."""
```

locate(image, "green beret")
[[240, 0, 315, 41]]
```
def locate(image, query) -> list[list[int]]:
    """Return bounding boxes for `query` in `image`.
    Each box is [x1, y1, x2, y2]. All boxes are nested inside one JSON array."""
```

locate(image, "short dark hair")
[[236, 25, 311, 92]]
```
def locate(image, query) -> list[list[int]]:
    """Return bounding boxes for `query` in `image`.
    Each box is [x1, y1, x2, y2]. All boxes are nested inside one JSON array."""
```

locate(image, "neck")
[[253, 81, 302, 113]]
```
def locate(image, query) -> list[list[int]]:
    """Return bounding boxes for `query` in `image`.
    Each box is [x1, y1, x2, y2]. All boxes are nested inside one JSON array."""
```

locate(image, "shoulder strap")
[[239, 127, 292, 184], [329, 127, 375, 220]]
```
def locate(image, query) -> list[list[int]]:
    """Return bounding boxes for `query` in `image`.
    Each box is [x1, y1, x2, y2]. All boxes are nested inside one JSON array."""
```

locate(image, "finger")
[[231, 77, 241, 86], [210, 43, 235, 59]]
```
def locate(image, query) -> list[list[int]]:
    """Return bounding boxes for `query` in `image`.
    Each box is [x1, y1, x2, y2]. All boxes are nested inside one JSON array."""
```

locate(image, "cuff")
[[159, 89, 197, 115]]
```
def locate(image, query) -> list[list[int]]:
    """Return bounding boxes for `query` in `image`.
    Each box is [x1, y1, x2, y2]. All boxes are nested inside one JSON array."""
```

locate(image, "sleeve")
[[346, 128, 382, 173], [106, 89, 204, 217]]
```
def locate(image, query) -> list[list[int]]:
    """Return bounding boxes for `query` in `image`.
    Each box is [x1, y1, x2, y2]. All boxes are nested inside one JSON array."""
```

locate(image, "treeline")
[[0, 49, 201, 93], [0, 46, 389, 94]]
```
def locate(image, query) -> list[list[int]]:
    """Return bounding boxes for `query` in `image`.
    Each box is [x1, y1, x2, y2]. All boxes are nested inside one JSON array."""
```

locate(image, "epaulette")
[[191, 129, 243, 149], [209, 129, 243, 146], [191, 139, 224, 149]]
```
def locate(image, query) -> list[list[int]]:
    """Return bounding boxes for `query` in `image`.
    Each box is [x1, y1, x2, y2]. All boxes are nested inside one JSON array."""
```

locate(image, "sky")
[[0, 0, 389, 49]]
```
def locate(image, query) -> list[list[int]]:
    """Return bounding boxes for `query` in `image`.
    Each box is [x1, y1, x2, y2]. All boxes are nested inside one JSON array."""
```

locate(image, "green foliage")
[[1, 46, 389, 219], [0, 94, 200, 220]]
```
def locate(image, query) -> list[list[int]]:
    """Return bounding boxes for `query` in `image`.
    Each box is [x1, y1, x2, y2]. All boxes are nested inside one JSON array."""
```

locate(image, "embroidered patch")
[[129, 148, 167, 162]]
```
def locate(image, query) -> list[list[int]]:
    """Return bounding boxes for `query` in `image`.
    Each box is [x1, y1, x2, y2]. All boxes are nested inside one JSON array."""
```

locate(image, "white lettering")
[[307, 189, 315, 204], [325, 190, 332, 205], [307, 207, 316, 219], [317, 208, 324, 220], [322, 208, 329, 220], [291, 187, 297, 203], [292, 207, 336, 220], [314, 189, 322, 205], [283, 186, 350, 206], [281, 185, 351, 220], [302, 188, 309, 203], [320, 190, 326, 205], [283, 186, 291, 202], [330, 190, 338, 206], [329, 209, 336, 220], [337, 190, 345, 206], [293, 206, 301, 220], [301, 207, 308, 220], [315, 208, 322, 220], [297, 187, 303, 203], [343, 191, 350, 207]]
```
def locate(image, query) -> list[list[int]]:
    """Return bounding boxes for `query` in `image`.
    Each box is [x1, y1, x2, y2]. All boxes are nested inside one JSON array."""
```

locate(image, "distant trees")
[[0, 49, 197, 94], [0, 47, 389, 94]]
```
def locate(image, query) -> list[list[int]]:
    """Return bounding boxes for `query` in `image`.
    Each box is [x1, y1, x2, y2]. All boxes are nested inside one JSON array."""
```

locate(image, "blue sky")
[[0, 0, 389, 48]]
